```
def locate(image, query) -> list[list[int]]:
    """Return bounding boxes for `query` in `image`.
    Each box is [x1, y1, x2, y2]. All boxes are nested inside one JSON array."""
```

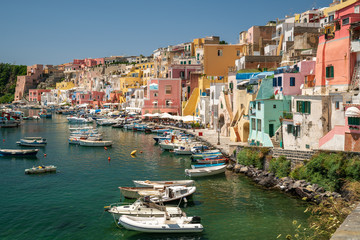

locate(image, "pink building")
[[28, 89, 51, 102], [142, 78, 182, 115], [169, 64, 202, 87], [273, 60, 316, 96], [73, 58, 105, 69], [15, 64, 44, 101], [315, 1, 360, 93], [74, 91, 105, 105]]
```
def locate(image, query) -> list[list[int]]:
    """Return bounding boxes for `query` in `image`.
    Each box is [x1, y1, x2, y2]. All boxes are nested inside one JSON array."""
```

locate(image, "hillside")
[[0, 63, 27, 103]]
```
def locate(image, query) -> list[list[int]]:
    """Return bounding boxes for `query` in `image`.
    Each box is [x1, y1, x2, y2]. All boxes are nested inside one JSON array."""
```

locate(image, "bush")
[[269, 156, 291, 178], [345, 157, 360, 181], [237, 148, 264, 169]]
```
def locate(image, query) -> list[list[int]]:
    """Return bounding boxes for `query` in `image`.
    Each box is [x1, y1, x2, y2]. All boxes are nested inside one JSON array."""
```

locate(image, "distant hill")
[[0, 63, 27, 103]]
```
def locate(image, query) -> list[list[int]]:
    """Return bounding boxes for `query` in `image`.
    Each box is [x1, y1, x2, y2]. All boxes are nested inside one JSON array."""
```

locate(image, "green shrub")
[[269, 156, 291, 178], [289, 164, 307, 180], [345, 157, 360, 181], [237, 148, 264, 169]]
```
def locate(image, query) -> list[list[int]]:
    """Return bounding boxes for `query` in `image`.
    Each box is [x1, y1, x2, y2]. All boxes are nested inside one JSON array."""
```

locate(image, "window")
[[273, 105, 276, 109], [154, 92, 158, 97], [218, 49, 223, 56], [237, 50, 240, 56], [290, 77, 295, 86], [165, 100, 171, 107], [257, 119, 261, 131], [349, 117, 360, 126], [197, 53, 200, 60], [342, 18, 349, 25], [355, 5, 360, 14], [326, 66, 334, 78], [273, 78, 277, 87], [335, 101, 340, 110], [287, 125, 293, 134], [329, 15, 334, 22], [257, 102, 261, 110], [188, 61, 191, 64], [296, 101, 311, 114], [278, 77, 282, 87], [251, 118, 256, 130]]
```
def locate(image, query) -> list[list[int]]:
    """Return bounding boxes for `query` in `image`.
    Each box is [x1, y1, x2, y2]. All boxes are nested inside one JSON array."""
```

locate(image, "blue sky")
[[0, 0, 331, 66]]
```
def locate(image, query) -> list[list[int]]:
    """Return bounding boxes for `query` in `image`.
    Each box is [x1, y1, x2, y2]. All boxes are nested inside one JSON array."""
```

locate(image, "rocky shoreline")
[[228, 163, 342, 203]]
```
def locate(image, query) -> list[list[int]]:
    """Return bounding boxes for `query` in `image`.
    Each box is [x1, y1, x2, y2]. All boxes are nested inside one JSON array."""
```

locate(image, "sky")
[[0, 0, 332, 66]]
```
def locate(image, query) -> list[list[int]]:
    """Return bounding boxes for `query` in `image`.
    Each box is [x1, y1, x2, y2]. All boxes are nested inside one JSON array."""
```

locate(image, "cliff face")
[[0, 63, 27, 103]]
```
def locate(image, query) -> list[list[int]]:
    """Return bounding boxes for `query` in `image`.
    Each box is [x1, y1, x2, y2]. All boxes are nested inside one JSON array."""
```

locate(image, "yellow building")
[[56, 81, 75, 90], [323, 0, 358, 17], [203, 44, 244, 77], [118, 69, 144, 95]]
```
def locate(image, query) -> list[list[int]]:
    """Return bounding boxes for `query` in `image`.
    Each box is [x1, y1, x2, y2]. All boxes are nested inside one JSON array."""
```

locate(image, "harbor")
[[0, 112, 310, 239]]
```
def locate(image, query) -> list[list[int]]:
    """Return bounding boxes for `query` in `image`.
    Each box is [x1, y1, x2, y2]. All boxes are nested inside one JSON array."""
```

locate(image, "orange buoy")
[[2, 139, 4, 142], [104, 147, 108, 150], [140, 151, 143, 153], [44, 154, 47, 157], [108, 157, 111, 161]]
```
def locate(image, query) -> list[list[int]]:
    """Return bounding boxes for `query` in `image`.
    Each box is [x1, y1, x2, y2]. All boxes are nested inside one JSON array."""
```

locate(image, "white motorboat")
[[140, 186, 196, 203], [67, 116, 93, 124], [133, 180, 194, 188], [25, 165, 57, 174], [105, 198, 184, 219], [79, 139, 112, 147], [68, 136, 102, 145], [96, 118, 118, 126], [174, 146, 193, 155], [118, 215, 203, 233], [69, 126, 93, 131], [119, 186, 164, 199], [0, 149, 39, 156], [185, 164, 227, 177]]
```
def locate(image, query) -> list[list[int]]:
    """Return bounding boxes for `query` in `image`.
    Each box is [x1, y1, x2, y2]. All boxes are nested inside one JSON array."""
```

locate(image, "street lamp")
[[217, 120, 220, 145]]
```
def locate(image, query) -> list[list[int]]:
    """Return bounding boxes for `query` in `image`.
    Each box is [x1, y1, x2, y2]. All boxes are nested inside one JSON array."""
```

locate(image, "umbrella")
[[128, 112, 137, 115], [143, 113, 154, 117], [182, 115, 200, 122], [160, 113, 173, 119]]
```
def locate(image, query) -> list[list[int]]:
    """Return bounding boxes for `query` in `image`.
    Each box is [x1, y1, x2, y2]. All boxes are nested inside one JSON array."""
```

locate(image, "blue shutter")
[[278, 77, 282, 86]]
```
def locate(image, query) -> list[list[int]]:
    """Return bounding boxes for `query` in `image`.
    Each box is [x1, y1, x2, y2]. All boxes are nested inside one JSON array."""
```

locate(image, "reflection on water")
[[0, 114, 309, 240]]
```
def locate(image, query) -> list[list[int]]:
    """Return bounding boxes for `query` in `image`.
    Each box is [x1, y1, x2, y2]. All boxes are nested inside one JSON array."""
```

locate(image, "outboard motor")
[[189, 216, 201, 224]]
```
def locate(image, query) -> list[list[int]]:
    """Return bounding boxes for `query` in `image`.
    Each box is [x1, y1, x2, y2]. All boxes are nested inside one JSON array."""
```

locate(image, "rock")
[[295, 187, 313, 200], [258, 176, 277, 188], [233, 164, 241, 173], [239, 166, 248, 173], [293, 180, 302, 189]]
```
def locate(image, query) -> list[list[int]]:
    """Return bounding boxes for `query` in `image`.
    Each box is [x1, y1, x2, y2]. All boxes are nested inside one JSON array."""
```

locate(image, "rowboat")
[[0, 149, 39, 156], [17, 138, 47, 147], [118, 215, 203, 233], [195, 158, 228, 164], [105, 198, 184, 219], [25, 165, 56, 174], [79, 139, 112, 147], [185, 165, 227, 177], [133, 180, 194, 188], [67, 117, 93, 124], [191, 162, 225, 169]]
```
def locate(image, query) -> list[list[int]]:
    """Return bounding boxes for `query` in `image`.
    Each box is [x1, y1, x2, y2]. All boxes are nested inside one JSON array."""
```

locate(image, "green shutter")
[[331, 66, 334, 77], [302, 101, 305, 113]]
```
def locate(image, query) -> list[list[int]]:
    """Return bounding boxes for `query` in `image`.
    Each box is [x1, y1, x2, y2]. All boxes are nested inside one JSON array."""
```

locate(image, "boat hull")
[[133, 180, 194, 188], [0, 149, 39, 156], [185, 165, 226, 177]]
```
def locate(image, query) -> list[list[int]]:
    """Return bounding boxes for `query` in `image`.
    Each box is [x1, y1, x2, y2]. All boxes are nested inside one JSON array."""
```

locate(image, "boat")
[[133, 180, 194, 188], [69, 126, 93, 131], [68, 136, 102, 145], [96, 118, 118, 126], [25, 165, 56, 174], [185, 164, 227, 177], [79, 139, 112, 147], [39, 110, 52, 118], [112, 123, 124, 128], [141, 186, 196, 203], [119, 186, 164, 199], [191, 151, 223, 160], [0, 149, 39, 156], [105, 198, 185, 220], [67, 116, 93, 124], [118, 215, 203, 233], [0, 116, 20, 128], [195, 158, 228, 165], [191, 162, 225, 169], [174, 146, 193, 155], [17, 137, 47, 147]]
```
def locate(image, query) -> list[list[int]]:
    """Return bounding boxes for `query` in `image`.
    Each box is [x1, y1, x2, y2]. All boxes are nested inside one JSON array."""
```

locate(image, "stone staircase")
[[272, 148, 315, 168]]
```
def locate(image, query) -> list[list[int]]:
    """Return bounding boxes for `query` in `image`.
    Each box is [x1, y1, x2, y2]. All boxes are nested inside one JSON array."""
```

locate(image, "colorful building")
[[142, 78, 182, 115], [14, 64, 44, 101], [28, 89, 51, 103]]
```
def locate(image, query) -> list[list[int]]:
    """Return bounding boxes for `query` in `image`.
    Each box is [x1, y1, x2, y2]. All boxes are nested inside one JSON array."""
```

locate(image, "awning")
[[345, 107, 360, 117]]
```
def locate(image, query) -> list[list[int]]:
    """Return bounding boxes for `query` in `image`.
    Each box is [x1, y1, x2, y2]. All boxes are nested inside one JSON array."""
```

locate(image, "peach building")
[[14, 64, 44, 101]]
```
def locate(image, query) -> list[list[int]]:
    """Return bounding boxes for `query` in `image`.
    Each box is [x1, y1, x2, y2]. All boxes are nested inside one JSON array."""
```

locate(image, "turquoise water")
[[0, 114, 309, 239]]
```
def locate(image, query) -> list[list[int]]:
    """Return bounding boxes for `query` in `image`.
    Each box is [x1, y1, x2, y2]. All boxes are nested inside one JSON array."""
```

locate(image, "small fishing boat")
[[17, 137, 47, 147], [185, 164, 227, 177], [191, 151, 222, 160], [68, 136, 102, 145], [79, 139, 112, 147], [38, 110, 52, 118], [25, 165, 57, 174], [0, 116, 20, 128], [141, 186, 196, 203], [191, 162, 225, 169], [67, 116, 93, 124], [105, 198, 184, 220], [0, 149, 39, 156], [133, 180, 194, 188], [174, 146, 193, 155], [195, 158, 228, 165], [96, 118, 118, 126], [69, 126, 93, 131], [118, 215, 203, 233], [112, 123, 124, 128]]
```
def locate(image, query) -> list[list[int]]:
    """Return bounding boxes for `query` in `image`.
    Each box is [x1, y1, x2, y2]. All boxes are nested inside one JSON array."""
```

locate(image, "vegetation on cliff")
[[0, 63, 27, 103]]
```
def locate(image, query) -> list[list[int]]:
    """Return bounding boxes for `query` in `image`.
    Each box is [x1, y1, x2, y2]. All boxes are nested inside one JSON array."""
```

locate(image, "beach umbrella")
[[160, 113, 172, 119]]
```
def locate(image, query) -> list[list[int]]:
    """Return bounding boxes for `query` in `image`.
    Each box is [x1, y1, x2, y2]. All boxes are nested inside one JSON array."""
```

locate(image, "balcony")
[[283, 111, 293, 120]]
